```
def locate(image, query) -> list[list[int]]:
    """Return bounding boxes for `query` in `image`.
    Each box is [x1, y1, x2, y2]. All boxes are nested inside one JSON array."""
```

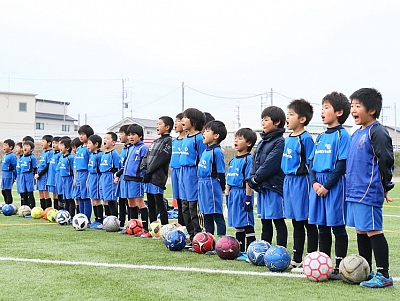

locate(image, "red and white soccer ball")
[[303, 251, 333, 282], [192, 232, 215, 254]]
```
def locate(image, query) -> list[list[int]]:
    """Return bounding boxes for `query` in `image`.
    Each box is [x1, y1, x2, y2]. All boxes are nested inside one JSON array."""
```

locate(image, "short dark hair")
[[183, 108, 205, 131], [203, 112, 215, 124], [59, 138, 72, 152], [322, 92, 350, 124], [127, 124, 144, 140], [16, 142, 23, 149], [88, 134, 102, 148], [52, 136, 60, 142], [261, 106, 286, 128], [159, 116, 174, 133], [175, 112, 183, 119], [235, 128, 257, 152], [4, 139, 15, 150], [287, 99, 314, 126], [59, 136, 70, 141], [71, 137, 82, 148], [42, 135, 53, 144], [119, 124, 130, 134], [204, 120, 227, 144], [23, 136, 34, 143], [78, 125, 94, 138], [350, 88, 382, 119], [23, 140, 35, 150], [106, 132, 118, 142]]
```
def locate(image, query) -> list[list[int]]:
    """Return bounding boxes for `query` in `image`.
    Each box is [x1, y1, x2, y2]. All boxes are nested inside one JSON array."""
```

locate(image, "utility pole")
[[235, 104, 241, 129], [122, 78, 128, 120], [270, 88, 273, 106], [182, 82, 185, 112]]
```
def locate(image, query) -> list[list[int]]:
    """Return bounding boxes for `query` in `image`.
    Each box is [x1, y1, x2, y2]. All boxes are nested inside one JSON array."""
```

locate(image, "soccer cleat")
[[329, 268, 341, 280], [118, 228, 127, 235], [205, 250, 217, 255], [290, 261, 303, 273], [186, 247, 196, 252], [366, 271, 374, 281], [88, 221, 102, 229], [235, 251, 248, 261], [140, 231, 152, 238], [360, 272, 393, 288]]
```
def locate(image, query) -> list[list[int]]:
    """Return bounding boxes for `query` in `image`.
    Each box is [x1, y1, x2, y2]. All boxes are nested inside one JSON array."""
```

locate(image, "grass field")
[[0, 186, 399, 301]]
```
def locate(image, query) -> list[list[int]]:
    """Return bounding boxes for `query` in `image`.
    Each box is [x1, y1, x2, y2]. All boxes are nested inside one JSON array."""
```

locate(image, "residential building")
[[107, 117, 158, 145]]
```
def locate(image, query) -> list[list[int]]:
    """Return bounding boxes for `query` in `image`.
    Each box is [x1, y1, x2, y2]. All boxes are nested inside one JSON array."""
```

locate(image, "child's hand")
[[316, 186, 329, 197], [34, 174, 39, 180], [312, 183, 322, 193], [385, 191, 394, 203], [114, 177, 120, 184]]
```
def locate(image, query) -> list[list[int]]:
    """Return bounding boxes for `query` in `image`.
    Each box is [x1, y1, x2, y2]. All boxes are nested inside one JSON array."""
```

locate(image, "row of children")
[[1, 87, 394, 288]]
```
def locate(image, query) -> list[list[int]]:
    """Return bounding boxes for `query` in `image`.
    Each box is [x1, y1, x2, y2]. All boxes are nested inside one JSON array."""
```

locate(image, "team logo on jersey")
[[198, 159, 207, 169], [358, 134, 366, 149], [283, 148, 293, 159], [325, 144, 331, 150]]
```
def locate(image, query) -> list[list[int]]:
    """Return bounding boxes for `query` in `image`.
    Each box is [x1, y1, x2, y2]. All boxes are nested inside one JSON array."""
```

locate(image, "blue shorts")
[[55, 172, 62, 195], [36, 175, 48, 191], [118, 177, 129, 198], [283, 175, 310, 221], [257, 189, 284, 219], [171, 168, 180, 200], [19, 173, 35, 193], [75, 170, 89, 199], [47, 185, 56, 193], [198, 177, 223, 214], [227, 187, 254, 228], [1, 178, 14, 190], [99, 172, 117, 201], [144, 182, 163, 194], [125, 180, 144, 199], [87, 173, 101, 200], [346, 202, 383, 231], [179, 166, 198, 201], [61, 176, 74, 199], [309, 173, 346, 227]]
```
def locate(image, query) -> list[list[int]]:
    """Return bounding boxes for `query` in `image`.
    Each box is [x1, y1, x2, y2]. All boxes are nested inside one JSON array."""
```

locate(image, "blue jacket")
[[250, 128, 285, 196]]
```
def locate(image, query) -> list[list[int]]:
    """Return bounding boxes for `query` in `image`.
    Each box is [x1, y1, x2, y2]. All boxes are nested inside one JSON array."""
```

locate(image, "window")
[[146, 131, 152, 135], [36, 122, 44, 130], [62, 124, 70, 132], [19, 102, 27, 112]]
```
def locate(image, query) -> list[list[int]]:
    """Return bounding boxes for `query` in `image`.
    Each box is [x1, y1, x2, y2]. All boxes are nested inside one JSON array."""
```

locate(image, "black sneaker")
[[329, 268, 341, 280]]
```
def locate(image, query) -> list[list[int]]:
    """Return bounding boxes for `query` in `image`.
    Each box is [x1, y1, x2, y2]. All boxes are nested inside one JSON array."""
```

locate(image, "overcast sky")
[[1, 0, 400, 133]]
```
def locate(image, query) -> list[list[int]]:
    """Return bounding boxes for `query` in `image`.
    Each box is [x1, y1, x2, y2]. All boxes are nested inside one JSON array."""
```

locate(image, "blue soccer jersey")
[[170, 137, 183, 169], [74, 145, 90, 171], [124, 141, 148, 179], [226, 154, 252, 188], [88, 151, 102, 174], [59, 154, 74, 177], [281, 131, 314, 175], [19, 153, 37, 173], [197, 145, 225, 178], [37, 150, 52, 174], [179, 132, 206, 167], [47, 151, 61, 186], [309, 128, 350, 172], [1, 152, 17, 179], [99, 149, 120, 173]]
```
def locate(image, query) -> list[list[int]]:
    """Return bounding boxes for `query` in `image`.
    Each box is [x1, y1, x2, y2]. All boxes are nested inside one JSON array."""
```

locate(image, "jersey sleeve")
[[302, 134, 315, 165], [337, 129, 350, 160], [215, 149, 225, 174]]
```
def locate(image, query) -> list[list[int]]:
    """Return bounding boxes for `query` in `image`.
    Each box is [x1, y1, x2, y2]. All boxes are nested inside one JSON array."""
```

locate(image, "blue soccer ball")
[[264, 245, 291, 272], [164, 230, 187, 251], [247, 240, 271, 266], [2, 204, 14, 216]]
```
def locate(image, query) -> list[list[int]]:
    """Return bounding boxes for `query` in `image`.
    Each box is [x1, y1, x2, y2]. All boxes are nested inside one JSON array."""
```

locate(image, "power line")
[[185, 85, 265, 99], [0, 76, 120, 82]]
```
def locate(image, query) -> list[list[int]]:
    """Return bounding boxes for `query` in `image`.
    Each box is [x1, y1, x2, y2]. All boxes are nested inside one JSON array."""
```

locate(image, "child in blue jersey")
[[99, 133, 120, 216], [19, 141, 37, 208], [58, 138, 75, 211], [115, 125, 132, 228], [86, 135, 103, 229], [248, 106, 287, 247], [34, 135, 53, 210], [346, 88, 394, 288], [2, 139, 17, 204], [71, 137, 82, 214], [14, 142, 25, 206], [226, 128, 257, 257], [198, 121, 227, 240], [179, 108, 207, 242], [142, 116, 173, 234], [120, 124, 149, 233], [46, 137, 61, 209], [308, 92, 351, 279], [281, 99, 318, 272], [170, 113, 186, 226], [74, 125, 94, 222]]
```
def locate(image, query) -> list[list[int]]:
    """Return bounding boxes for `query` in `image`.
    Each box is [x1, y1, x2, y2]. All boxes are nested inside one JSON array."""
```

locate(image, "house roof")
[[107, 117, 158, 130], [36, 112, 77, 122], [0, 91, 37, 96], [36, 98, 70, 106]]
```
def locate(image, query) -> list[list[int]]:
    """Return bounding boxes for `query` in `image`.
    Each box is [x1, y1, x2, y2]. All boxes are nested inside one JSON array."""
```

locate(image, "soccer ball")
[[126, 219, 143, 235], [339, 254, 370, 284], [72, 213, 89, 231], [47, 209, 59, 222], [103, 215, 120, 232], [192, 232, 215, 254], [31, 207, 44, 219], [56, 210, 71, 225], [164, 230, 187, 251], [149, 221, 162, 238], [264, 245, 291, 272], [10, 203, 18, 214], [160, 223, 178, 239], [2, 204, 14, 216], [303, 251, 333, 282], [176, 226, 190, 244], [247, 240, 271, 266], [42, 207, 54, 220], [17, 205, 32, 217], [215, 236, 240, 260]]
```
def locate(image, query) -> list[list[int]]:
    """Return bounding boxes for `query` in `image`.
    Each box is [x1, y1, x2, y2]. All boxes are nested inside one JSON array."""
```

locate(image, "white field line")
[[0, 256, 399, 282], [383, 214, 400, 218]]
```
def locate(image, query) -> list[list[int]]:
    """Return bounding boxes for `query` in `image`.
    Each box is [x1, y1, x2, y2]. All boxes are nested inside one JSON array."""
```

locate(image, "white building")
[[107, 117, 158, 145]]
